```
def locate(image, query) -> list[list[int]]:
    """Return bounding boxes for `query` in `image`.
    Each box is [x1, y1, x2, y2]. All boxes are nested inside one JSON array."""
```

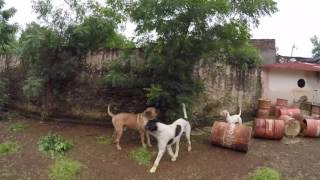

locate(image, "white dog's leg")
[[146, 131, 152, 147], [150, 146, 166, 173], [185, 125, 192, 152], [173, 140, 180, 159], [239, 117, 243, 124], [166, 145, 176, 161]]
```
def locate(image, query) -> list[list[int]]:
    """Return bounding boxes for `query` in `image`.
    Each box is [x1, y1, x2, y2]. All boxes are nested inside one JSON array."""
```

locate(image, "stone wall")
[[0, 48, 262, 124]]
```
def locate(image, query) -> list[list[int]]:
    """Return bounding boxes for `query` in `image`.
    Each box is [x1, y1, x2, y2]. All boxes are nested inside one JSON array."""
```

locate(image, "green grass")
[[38, 133, 73, 158], [48, 158, 81, 180], [248, 167, 281, 180], [0, 141, 20, 156], [96, 135, 112, 145], [129, 147, 153, 166], [9, 122, 26, 132]]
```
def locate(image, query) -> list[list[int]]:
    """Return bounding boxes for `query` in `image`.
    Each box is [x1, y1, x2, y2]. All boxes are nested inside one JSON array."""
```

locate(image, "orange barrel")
[[274, 106, 282, 117], [258, 99, 271, 109], [211, 121, 252, 153], [256, 108, 270, 118], [311, 105, 320, 118], [302, 119, 320, 137], [254, 118, 285, 139], [278, 115, 295, 123], [279, 108, 301, 117], [276, 98, 288, 107]]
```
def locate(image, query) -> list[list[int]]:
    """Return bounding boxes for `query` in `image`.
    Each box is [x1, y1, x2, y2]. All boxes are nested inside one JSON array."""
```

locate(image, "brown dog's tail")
[[107, 104, 116, 118]]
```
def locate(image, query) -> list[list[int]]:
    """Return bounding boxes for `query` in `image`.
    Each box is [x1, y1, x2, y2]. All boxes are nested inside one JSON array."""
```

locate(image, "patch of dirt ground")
[[1, 116, 320, 180]]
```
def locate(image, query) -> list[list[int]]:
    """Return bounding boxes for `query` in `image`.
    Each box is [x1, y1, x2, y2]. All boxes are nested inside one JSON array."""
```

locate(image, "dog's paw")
[[116, 145, 122, 150], [188, 146, 192, 152], [149, 166, 157, 173], [147, 143, 152, 147], [171, 157, 176, 162]]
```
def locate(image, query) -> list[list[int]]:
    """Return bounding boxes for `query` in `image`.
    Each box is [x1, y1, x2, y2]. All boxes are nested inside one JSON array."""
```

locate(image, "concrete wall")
[[261, 69, 320, 105], [0, 49, 262, 124], [251, 39, 276, 64]]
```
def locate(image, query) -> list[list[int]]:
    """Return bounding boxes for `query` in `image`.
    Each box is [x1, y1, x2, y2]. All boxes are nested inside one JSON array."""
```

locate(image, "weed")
[[6, 112, 19, 121], [0, 141, 20, 156], [48, 158, 81, 180], [248, 167, 281, 180], [96, 136, 112, 145], [129, 147, 153, 166], [9, 122, 26, 132], [38, 133, 73, 158]]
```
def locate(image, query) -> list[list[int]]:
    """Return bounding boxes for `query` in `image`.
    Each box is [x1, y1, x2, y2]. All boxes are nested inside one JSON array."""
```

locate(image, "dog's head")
[[220, 110, 229, 117], [143, 107, 158, 120], [145, 119, 160, 132]]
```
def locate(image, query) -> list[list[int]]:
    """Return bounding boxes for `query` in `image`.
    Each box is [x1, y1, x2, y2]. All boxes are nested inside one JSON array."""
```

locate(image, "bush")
[[0, 141, 20, 156], [48, 158, 81, 180], [248, 167, 281, 180], [38, 133, 73, 158], [0, 78, 9, 106], [129, 147, 153, 166]]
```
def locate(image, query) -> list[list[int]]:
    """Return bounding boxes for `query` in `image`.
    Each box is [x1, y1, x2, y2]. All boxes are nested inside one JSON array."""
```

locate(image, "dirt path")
[[0, 117, 319, 180]]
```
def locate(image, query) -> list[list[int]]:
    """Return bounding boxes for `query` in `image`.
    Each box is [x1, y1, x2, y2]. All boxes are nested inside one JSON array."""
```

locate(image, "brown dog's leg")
[[115, 128, 123, 150], [139, 130, 146, 148]]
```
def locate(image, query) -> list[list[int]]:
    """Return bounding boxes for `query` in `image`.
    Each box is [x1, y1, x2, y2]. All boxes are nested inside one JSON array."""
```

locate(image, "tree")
[[107, 0, 278, 120], [311, 36, 320, 59], [0, 0, 17, 53]]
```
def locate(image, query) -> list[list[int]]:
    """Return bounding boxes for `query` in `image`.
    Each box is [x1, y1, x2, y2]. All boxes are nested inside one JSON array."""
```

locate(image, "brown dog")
[[107, 104, 158, 150]]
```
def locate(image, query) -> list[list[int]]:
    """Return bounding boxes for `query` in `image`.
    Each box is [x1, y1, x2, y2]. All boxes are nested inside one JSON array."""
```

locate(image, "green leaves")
[[38, 133, 73, 158], [0, 0, 17, 54], [311, 36, 320, 59]]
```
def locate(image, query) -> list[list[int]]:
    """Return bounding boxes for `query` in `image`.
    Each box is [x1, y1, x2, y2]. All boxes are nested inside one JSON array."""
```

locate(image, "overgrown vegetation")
[[38, 133, 73, 158], [105, 0, 277, 121], [96, 135, 112, 145], [9, 122, 26, 132], [248, 167, 281, 180], [48, 158, 82, 180], [0, 78, 9, 107], [0, 141, 20, 156], [311, 36, 320, 59], [129, 147, 153, 166]]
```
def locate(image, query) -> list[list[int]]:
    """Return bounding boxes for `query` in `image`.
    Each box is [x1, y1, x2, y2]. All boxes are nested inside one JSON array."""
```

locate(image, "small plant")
[[9, 122, 26, 132], [48, 158, 81, 180], [6, 111, 19, 121], [248, 167, 281, 180], [0, 141, 20, 156], [129, 147, 153, 166], [96, 136, 112, 145], [38, 133, 73, 158]]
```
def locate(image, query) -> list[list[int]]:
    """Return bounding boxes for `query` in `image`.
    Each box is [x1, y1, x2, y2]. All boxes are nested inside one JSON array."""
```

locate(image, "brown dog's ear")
[[143, 107, 158, 119]]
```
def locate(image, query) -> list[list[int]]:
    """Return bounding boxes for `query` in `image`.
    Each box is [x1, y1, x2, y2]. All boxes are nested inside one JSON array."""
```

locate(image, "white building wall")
[[261, 69, 320, 105]]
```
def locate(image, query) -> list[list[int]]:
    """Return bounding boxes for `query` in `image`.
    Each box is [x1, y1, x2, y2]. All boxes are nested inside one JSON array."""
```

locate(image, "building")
[[261, 61, 320, 105]]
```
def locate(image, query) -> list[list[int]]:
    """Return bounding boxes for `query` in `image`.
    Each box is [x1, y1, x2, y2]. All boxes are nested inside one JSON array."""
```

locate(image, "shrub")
[[22, 76, 43, 99], [248, 167, 281, 180], [9, 122, 26, 132], [48, 158, 81, 180], [96, 136, 112, 145], [0, 141, 20, 156], [38, 133, 73, 158], [0, 78, 9, 107], [129, 147, 153, 166]]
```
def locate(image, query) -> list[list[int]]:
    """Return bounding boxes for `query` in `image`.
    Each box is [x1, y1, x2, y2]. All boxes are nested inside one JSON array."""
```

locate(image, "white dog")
[[145, 104, 191, 173], [221, 107, 242, 124]]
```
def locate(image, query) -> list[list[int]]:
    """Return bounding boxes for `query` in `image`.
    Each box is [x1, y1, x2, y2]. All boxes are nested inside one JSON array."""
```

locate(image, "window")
[[297, 79, 305, 88]]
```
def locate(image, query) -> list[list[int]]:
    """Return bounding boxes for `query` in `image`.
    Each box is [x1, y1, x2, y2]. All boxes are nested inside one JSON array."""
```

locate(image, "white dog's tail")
[[107, 104, 116, 118], [182, 103, 188, 119], [238, 106, 241, 116]]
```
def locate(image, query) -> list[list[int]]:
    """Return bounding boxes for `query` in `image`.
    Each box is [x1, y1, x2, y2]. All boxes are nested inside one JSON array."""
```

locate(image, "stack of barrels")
[[210, 98, 320, 153], [256, 99, 271, 118]]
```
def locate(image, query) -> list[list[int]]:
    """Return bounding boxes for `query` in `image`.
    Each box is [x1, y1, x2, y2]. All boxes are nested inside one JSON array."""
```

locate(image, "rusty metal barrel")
[[258, 99, 271, 109], [276, 98, 288, 107], [279, 108, 301, 117], [311, 105, 320, 118], [211, 121, 252, 153], [279, 115, 301, 137], [254, 118, 285, 139], [256, 108, 270, 118], [302, 119, 320, 137]]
